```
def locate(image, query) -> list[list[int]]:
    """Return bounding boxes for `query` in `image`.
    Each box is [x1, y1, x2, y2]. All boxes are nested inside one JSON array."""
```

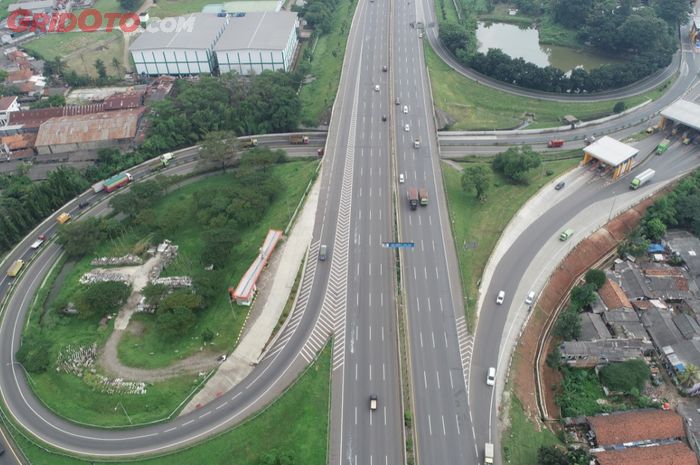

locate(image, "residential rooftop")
[[594, 441, 697, 465], [588, 409, 685, 446], [34, 108, 146, 147]]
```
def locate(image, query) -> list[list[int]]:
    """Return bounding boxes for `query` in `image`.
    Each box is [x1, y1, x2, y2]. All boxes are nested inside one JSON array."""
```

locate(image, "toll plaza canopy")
[[582, 136, 639, 179], [659, 99, 700, 132]]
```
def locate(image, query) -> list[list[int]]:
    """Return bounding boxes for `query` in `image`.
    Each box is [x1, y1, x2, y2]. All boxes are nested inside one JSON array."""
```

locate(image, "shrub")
[[599, 359, 650, 393], [613, 101, 627, 113], [16, 333, 53, 373], [584, 269, 606, 290]]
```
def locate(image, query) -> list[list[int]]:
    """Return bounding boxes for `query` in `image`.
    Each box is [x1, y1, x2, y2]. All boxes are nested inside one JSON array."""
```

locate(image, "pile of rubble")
[[136, 296, 155, 314], [56, 344, 97, 376], [84, 372, 147, 395], [148, 240, 179, 282], [90, 255, 143, 266], [79, 271, 129, 285], [151, 276, 192, 288]]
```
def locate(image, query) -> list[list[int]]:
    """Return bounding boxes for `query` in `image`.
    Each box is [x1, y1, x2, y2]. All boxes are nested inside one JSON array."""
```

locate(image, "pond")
[[476, 21, 624, 72]]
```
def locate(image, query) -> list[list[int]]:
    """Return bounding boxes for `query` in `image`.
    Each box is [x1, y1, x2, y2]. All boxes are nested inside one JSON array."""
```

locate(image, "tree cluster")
[[300, 0, 343, 34], [0, 167, 87, 255], [621, 169, 700, 256], [553, 283, 596, 340], [442, 0, 684, 93], [538, 445, 592, 465], [74, 281, 131, 319], [16, 333, 53, 373], [492, 146, 541, 184], [57, 217, 125, 259]]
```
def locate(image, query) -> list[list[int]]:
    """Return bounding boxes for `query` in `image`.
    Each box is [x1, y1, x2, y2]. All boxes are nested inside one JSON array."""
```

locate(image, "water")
[[476, 21, 623, 72]]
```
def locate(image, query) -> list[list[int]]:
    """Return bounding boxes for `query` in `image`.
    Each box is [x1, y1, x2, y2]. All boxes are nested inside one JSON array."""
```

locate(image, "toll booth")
[[659, 100, 700, 136], [581, 136, 638, 180]]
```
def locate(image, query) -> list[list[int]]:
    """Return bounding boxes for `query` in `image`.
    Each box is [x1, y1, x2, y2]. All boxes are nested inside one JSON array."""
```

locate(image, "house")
[[559, 339, 651, 368], [599, 278, 633, 310], [588, 409, 686, 447], [594, 442, 697, 465], [0, 96, 20, 126]]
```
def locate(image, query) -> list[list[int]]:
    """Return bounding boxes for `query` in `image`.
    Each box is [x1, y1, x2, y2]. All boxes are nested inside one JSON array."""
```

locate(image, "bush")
[[74, 281, 131, 318], [613, 101, 627, 113], [570, 283, 596, 309], [557, 368, 607, 417], [492, 146, 541, 184], [584, 269, 606, 290], [553, 307, 581, 340], [16, 333, 53, 373], [599, 359, 650, 393], [157, 307, 196, 341]]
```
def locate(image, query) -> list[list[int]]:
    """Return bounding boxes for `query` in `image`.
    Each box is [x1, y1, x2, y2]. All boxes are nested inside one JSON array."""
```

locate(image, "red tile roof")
[[9, 104, 105, 128], [0, 96, 17, 111], [599, 279, 632, 309], [1, 133, 36, 150], [595, 442, 697, 465], [588, 410, 685, 446], [103, 92, 144, 111]]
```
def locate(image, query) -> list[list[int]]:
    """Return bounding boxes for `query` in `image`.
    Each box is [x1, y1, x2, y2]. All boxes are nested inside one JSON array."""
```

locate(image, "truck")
[[413, 138, 421, 148], [408, 187, 418, 210], [419, 187, 429, 206], [484, 443, 494, 464], [317, 148, 325, 158], [91, 181, 105, 193], [56, 212, 71, 225], [289, 135, 310, 144], [241, 138, 258, 148], [369, 395, 377, 410], [30, 238, 44, 249], [160, 152, 173, 166], [630, 168, 655, 190], [7, 259, 24, 278], [683, 132, 692, 145], [547, 139, 564, 148], [656, 138, 670, 155], [103, 172, 133, 193]]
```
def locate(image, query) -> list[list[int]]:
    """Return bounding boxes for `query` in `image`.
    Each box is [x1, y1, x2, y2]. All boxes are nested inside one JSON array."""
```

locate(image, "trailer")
[[547, 139, 564, 148], [289, 135, 310, 144], [630, 168, 655, 190], [92, 181, 105, 193], [103, 172, 133, 193], [408, 187, 418, 210], [419, 187, 428, 206], [241, 138, 258, 148], [484, 443, 494, 464]]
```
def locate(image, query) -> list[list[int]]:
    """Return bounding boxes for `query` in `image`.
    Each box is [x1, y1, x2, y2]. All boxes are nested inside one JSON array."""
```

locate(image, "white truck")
[[30, 238, 44, 249], [484, 443, 494, 464], [630, 168, 655, 190], [160, 152, 173, 166]]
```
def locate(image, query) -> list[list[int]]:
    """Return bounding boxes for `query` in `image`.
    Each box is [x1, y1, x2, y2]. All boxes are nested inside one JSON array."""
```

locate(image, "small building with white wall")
[[214, 12, 299, 75], [129, 13, 228, 76]]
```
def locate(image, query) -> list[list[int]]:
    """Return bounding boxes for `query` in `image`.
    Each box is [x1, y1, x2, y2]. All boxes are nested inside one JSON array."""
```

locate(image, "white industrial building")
[[129, 14, 228, 76], [129, 12, 299, 76], [215, 12, 299, 74]]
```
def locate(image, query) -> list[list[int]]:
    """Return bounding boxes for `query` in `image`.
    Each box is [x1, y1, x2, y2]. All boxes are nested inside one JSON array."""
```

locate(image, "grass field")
[[427, 44, 673, 131], [441, 155, 580, 329], [22, 161, 317, 426], [502, 395, 561, 465], [147, 0, 216, 17], [299, 0, 357, 126], [8, 344, 331, 465]]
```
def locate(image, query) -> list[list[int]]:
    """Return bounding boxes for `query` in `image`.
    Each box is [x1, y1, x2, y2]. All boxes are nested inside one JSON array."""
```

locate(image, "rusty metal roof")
[[35, 108, 146, 147], [104, 92, 144, 111], [10, 104, 105, 128]]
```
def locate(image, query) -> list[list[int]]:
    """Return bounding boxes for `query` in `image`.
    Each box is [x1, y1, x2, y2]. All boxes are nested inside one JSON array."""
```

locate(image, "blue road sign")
[[382, 242, 415, 248]]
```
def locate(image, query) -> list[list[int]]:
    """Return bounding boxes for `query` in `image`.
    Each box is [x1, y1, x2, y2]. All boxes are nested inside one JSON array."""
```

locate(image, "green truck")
[[656, 138, 670, 155]]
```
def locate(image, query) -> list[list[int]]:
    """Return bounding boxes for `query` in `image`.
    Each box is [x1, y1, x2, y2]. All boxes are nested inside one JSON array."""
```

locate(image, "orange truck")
[[547, 139, 564, 148]]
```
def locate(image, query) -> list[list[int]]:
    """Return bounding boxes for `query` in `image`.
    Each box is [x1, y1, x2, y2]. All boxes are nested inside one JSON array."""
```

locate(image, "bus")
[[7, 259, 24, 277]]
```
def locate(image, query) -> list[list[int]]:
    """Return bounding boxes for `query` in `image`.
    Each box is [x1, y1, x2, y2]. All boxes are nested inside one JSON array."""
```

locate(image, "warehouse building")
[[215, 12, 299, 74], [129, 14, 228, 76], [34, 108, 146, 155], [201, 0, 284, 13]]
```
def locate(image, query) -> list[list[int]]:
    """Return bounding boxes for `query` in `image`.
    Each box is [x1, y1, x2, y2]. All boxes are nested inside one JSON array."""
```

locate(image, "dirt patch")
[[512, 196, 657, 420], [126, 320, 146, 337]]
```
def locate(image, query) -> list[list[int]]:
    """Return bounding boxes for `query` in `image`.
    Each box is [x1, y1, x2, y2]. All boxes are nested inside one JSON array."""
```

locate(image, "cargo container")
[[484, 443, 494, 464], [408, 187, 418, 210], [656, 139, 670, 154], [7, 259, 24, 277], [630, 168, 655, 190], [289, 135, 309, 144], [547, 139, 564, 148], [419, 187, 428, 206], [241, 138, 258, 148], [160, 152, 173, 166], [103, 173, 133, 193], [92, 181, 105, 193]]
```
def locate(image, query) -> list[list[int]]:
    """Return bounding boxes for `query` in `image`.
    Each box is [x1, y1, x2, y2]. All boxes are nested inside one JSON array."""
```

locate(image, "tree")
[[537, 445, 568, 465], [157, 307, 196, 340], [655, 0, 692, 25], [570, 284, 596, 309], [461, 165, 490, 200], [30, 94, 66, 109], [492, 146, 541, 184], [16, 333, 53, 373], [584, 269, 606, 290], [57, 217, 104, 258], [439, 21, 473, 56], [118, 0, 143, 10], [553, 307, 581, 340], [112, 57, 121, 75], [200, 130, 237, 172], [679, 363, 699, 388], [159, 290, 204, 314], [202, 328, 215, 343], [643, 217, 667, 242], [599, 359, 650, 393], [74, 281, 131, 318], [613, 101, 626, 113], [94, 59, 107, 81]]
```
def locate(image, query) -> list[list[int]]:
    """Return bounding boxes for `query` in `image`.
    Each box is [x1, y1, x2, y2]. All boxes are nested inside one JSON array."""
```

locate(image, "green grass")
[[426, 43, 673, 131], [7, 343, 331, 465], [557, 367, 608, 417], [441, 155, 579, 329], [502, 395, 562, 465], [116, 161, 318, 369], [299, 0, 357, 126], [148, 0, 218, 17], [0, 0, 12, 20], [21, 161, 317, 426]]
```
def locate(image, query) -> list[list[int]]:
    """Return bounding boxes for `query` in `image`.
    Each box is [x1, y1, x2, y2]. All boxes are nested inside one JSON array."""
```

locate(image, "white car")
[[404, 123, 410, 132], [403, 105, 408, 114], [374, 84, 380, 92], [486, 367, 496, 386], [496, 290, 505, 305], [399, 173, 405, 183], [525, 291, 535, 305]]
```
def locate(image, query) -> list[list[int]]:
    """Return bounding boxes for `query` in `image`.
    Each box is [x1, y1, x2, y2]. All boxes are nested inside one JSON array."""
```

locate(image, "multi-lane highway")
[[2, 0, 700, 463]]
